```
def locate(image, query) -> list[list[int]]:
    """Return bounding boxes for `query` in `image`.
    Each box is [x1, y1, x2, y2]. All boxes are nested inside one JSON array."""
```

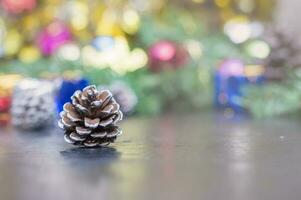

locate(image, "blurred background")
[[0, 0, 301, 127]]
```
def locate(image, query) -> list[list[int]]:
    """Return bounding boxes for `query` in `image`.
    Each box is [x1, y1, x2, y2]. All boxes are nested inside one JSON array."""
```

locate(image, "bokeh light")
[[82, 36, 147, 74], [218, 59, 245, 77], [4, 30, 22, 56], [244, 64, 265, 77], [92, 36, 115, 52], [57, 43, 80, 61], [224, 17, 252, 44], [37, 21, 72, 56], [1, 0, 36, 14], [191, 0, 205, 3], [151, 41, 176, 61], [215, 0, 230, 8], [18, 46, 41, 63], [121, 9, 140, 34], [0, 18, 6, 45], [67, 1, 88, 31], [185, 39, 203, 60], [245, 40, 270, 59]]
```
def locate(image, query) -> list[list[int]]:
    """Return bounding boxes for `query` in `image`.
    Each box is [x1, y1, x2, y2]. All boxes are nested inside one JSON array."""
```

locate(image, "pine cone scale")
[[69, 132, 86, 141], [91, 100, 102, 108], [64, 134, 75, 144], [76, 126, 92, 135], [84, 140, 99, 147], [64, 102, 81, 120], [84, 117, 100, 128], [61, 115, 75, 128], [97, 90, 112, 103], [66, 111, 81, 122], [90, 131, 107, 138], [99, 119, 113, 127], [107, 128, 122, 137]]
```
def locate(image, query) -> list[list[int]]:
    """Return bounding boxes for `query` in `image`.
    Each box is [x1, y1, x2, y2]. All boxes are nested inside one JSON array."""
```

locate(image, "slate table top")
[[0, 113, 300, 200]]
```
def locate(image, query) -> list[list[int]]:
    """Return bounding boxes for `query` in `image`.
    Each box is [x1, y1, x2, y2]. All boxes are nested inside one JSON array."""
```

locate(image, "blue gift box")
[[214, 60, 264, 112], [56, 78, 89, 113]]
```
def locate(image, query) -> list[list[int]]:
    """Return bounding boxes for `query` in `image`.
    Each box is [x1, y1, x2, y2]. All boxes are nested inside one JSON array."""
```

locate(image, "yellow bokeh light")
[[112, 48, 148, 73], [192, 0, 205, 4], [0, 18, 6, 45], [4, 30, 22, 56], [244, 65, 265, 77], [215, 0, 230, 8], [81, 36, 146, 74], [121, 9, 140, 35], [18, 46, 41, 63], [0, 74, 22, 96], [22, 15, 40, 33], [69, 1, 88, 30], [40, 5, 57, 24], [96, 9, 123, 36]]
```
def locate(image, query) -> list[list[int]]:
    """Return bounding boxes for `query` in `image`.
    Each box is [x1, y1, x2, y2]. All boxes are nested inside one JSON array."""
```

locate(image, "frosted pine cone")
[[11, 79, 55, 130], [58, 85, 123, 147]]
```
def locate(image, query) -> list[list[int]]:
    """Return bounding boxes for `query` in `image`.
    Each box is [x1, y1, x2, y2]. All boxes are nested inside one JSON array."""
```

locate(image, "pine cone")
[[58, 85, 123, 147], [11, 79, 55, 130]]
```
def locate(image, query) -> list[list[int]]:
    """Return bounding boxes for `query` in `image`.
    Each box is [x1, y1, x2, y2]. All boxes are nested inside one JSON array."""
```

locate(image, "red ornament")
[[148, 40, 189, 72], [1, 0, 36, 14], [0, 96, 11, 126], [0, 96, 11, 112]]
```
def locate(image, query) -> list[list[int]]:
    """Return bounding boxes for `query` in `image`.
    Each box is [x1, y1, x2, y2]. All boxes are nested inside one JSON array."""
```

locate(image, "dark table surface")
[[0, 113, 301, 200]]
